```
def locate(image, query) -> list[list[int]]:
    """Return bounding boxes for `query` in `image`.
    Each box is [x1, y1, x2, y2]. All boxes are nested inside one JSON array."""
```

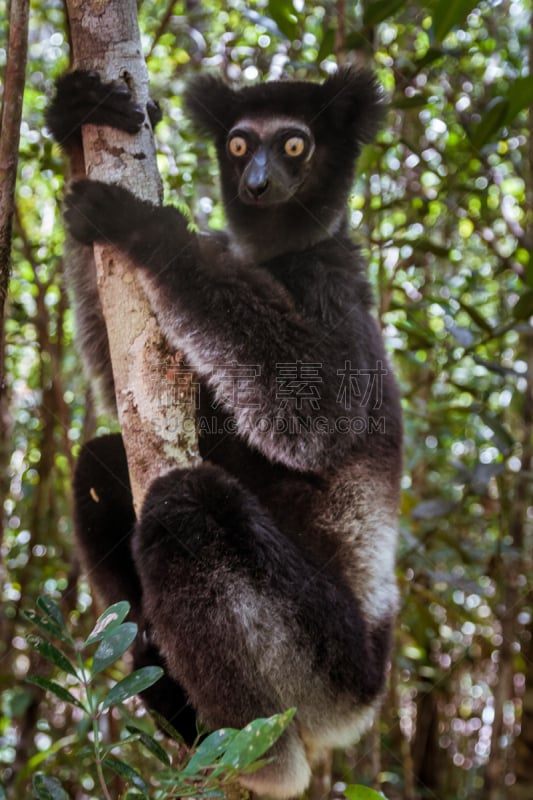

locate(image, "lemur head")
[[185, 68, 383, 259]]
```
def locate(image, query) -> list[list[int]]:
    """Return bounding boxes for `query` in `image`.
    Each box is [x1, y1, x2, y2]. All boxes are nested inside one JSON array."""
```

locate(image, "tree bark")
[[501, 10, 533, 799], [0, 0, 29, 625], [65, 0, 199, 512]]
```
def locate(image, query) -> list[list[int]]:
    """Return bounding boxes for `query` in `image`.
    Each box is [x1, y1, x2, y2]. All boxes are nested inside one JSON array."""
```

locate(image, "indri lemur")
[[47, 68, 402, 798]]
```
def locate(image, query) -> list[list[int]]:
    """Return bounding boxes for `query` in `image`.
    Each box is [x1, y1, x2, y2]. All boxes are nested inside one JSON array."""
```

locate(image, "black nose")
[[246, 178, 269, 199], [244, 148, 270, 201]]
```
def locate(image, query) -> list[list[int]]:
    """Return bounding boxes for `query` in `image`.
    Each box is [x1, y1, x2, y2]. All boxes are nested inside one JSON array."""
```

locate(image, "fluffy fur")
[[47, 68, 402, 797]]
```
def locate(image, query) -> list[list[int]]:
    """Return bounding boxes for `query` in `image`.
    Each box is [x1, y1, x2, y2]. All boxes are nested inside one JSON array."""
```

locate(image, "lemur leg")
[[133, 462, 389, 797], [73, 434, 198, 742]]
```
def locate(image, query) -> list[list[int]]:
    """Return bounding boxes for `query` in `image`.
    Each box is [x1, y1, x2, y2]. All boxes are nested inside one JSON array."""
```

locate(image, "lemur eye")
[[228, 136, 248, 157], [284, 136, 306, 157]]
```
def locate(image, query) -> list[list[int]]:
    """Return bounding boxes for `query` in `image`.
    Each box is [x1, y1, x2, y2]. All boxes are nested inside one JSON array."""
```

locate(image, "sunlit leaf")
[[183, 727, 239, 775], [267, 0, 298, 40], [100, 666, 164, 710], [91, 622, 137, 677], [344, 785, 386, 800], [215, 709, 296, 773], [85, 601, 132, 646]]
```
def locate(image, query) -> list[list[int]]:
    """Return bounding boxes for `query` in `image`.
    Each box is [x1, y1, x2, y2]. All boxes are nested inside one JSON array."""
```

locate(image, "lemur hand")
[[64, 179, 140, 246]]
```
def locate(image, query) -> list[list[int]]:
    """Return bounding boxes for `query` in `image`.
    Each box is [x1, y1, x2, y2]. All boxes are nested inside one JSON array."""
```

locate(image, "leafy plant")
[[344, 786, 388, 799], [24, 596, 295, 799]]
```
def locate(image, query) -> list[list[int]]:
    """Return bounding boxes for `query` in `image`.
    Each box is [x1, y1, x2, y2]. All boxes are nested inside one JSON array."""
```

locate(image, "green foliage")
[[431, 0, 480, 43], [25, 597, 294, 799], [344, 787, 387, 800]]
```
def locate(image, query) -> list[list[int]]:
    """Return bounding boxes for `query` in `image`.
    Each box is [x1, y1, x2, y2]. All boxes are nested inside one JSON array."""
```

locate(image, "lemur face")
[[225, 116, 315, 207]]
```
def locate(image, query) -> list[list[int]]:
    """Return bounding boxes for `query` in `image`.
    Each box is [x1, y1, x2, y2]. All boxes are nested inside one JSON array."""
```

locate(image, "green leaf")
[[27, 636, 78, 678], [394, 95, 428, 110], [470, 97, 509, 149], [149, 709, 190, 744], [479, 411, 515, 455], [414, 45, 445, 70], [2, 686, 34, 718], [23, 609, 70, 645], [37, 596, 67, 632], [363, 0, 407, 26], [216, 709, 296, 773], [26, 676, 86, 711], [241, 7, 287, 39], [126, 725, 171, 765], [267, 0, 298, 40], [432, 0, 479, 43], [103, 755, 148, 793], [457, 299, 493, 333], [85, 601, 131, 646], [344, 786, 386, 800], [505, 75, 533, 125], [513, 289, 533, 321], [183, 727, 239, 775], [91, 622, 137, 676], [317, 27, 335, 62], [31, 774, 69, 800], [100, 666, 164, 711]]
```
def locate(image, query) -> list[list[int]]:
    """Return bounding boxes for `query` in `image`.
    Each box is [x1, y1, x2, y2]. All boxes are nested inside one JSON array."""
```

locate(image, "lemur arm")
[[46, 70, 161, 153], [64, 180, 379, 472]]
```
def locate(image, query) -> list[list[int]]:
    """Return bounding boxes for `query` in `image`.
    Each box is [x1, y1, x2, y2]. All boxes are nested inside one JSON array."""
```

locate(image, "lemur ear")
[[184, 75, 241, 138], [320, 67, 385, 145]]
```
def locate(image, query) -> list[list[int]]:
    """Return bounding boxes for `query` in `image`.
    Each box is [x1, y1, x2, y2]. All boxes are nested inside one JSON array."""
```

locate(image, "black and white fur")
[[47, 68, 402, 797]]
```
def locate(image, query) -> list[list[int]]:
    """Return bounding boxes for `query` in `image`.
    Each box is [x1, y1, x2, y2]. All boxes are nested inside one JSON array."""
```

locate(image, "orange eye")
[[228, 136, 248, 157], [284, 136, 305, 157]]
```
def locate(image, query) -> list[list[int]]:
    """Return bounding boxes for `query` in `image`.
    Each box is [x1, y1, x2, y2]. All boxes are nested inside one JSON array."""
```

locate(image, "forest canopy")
[[0, 1, 532, 799]]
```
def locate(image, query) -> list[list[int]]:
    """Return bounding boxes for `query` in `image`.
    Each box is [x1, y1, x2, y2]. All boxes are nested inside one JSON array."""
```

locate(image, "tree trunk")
[[505, 10, 533, 797], [65, 0, 199, 512], [0, 0, 29, 648]]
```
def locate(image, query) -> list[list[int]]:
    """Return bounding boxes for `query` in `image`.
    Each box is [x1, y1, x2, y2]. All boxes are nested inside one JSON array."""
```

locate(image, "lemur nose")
[[245, 148, 270, 199], [247, 178, 269, 198]]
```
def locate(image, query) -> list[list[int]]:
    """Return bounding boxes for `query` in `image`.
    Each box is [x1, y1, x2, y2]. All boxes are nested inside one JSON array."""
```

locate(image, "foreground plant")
[[24, 596, 294, 799]]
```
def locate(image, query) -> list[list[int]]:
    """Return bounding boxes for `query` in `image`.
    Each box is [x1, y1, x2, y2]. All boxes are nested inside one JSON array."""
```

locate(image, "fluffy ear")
[[184, 75, 240, 138], [320, 67, 384, 145]]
